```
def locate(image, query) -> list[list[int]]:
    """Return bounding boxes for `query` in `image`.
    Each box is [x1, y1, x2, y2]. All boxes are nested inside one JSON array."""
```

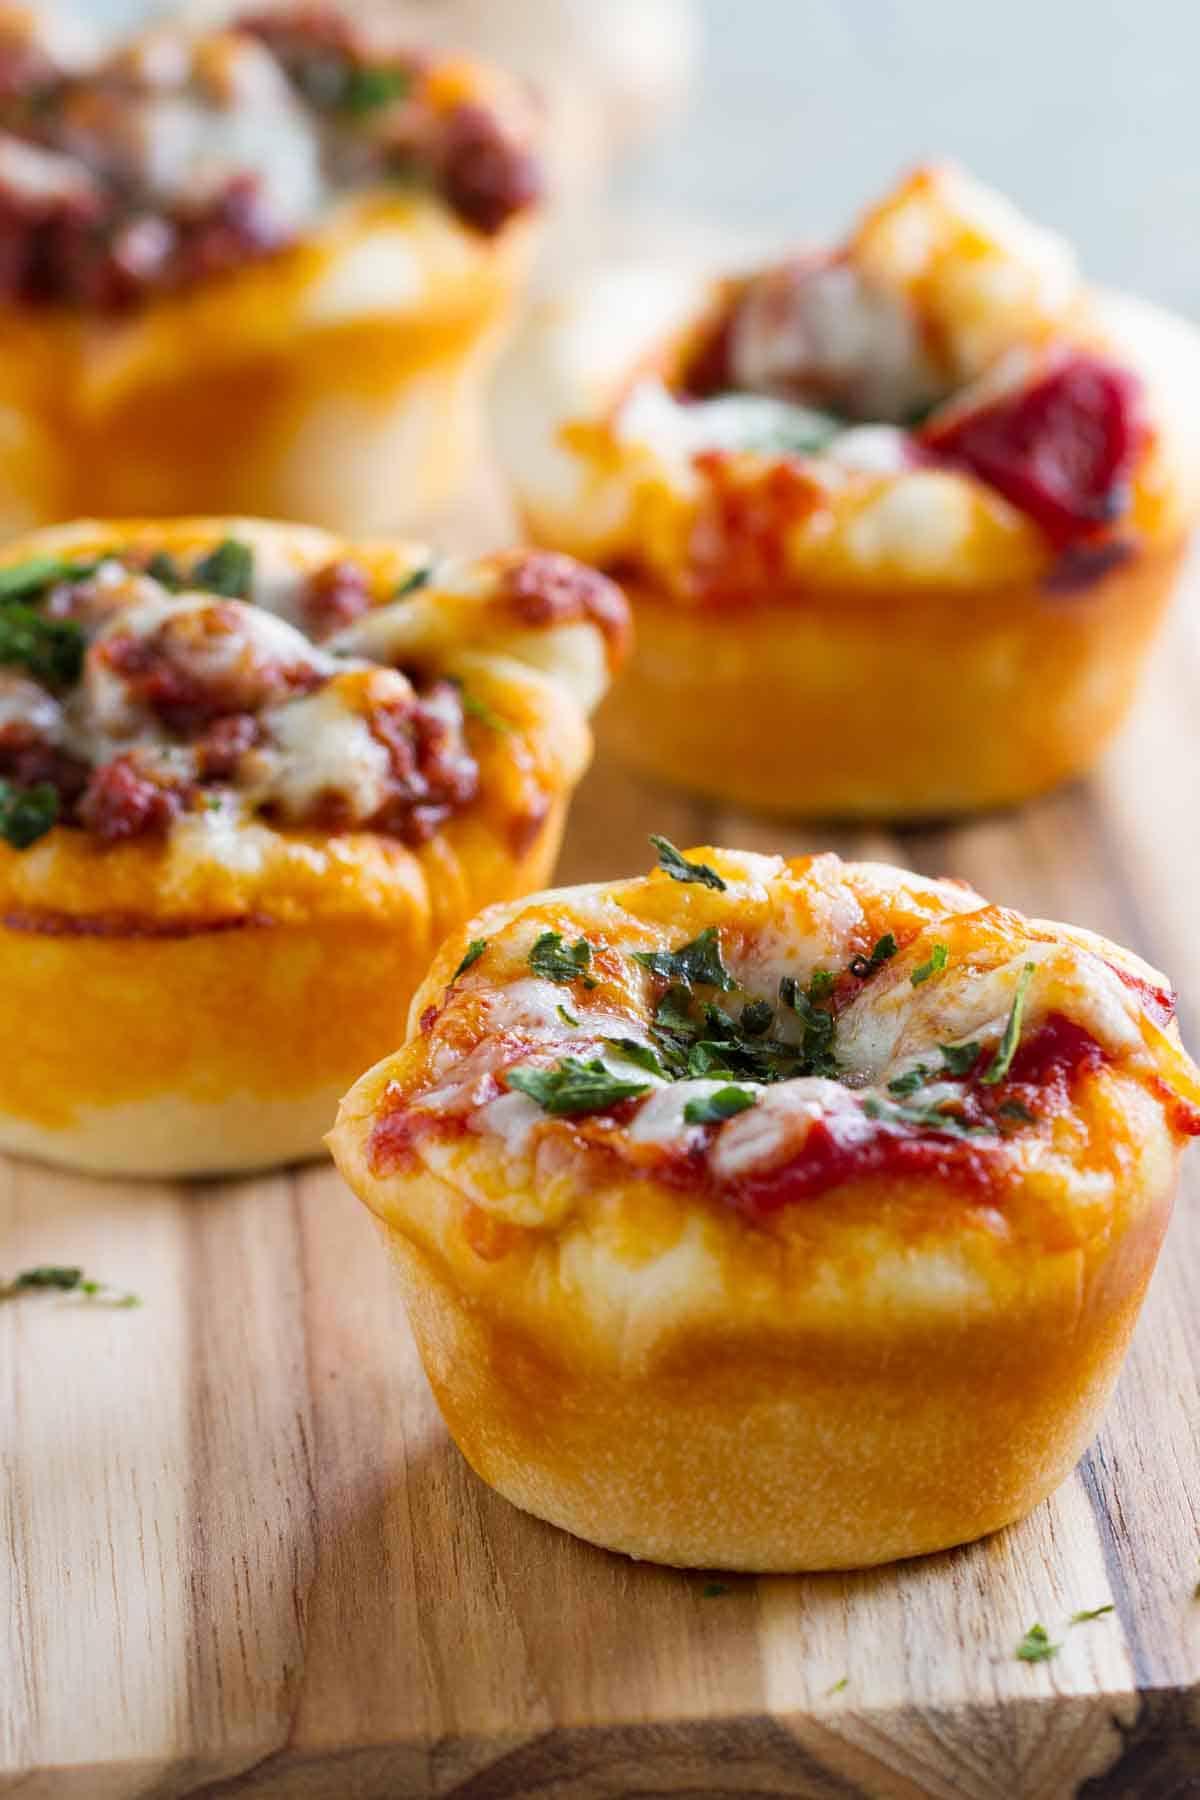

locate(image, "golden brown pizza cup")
[[331, 847, 1200, 1569], [499, 166, 1200, 817], [0, 518, 627, 1176], [0, 9, 543, 536]]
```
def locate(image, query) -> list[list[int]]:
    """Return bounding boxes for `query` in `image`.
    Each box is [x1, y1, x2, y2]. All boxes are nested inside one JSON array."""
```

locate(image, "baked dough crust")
[[498, 167, 1200, 815], [0, 517, 625, 1175], [331, 847, 1200, 1569]]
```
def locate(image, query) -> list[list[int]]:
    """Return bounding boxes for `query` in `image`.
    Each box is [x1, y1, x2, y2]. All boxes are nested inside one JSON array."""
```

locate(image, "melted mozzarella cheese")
[[836, 941, 1143, 1085], [0, 673, 63, 740], [709, 1079, 866, 1182], [843, 471, 978, 570], [729, 261, 945, 423], [258, 672, 396, 825]]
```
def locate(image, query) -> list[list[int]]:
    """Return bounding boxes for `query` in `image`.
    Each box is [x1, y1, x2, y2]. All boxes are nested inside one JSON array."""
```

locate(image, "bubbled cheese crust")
[[331, 848, 1200, 1570], [0, 516, 625, 1175], [497, 165, 1200, 818], [0, 17, 543, 536], [500, 164, 1200, 589]]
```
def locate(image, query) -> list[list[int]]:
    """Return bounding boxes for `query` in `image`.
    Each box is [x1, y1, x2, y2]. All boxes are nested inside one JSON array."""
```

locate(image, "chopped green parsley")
[[451, 938, 488, 982], [0, 605, 84, 686], [649, 834, 727, 892], [0, 780, 58, 849], [0, 555, 96, 602], [911, 943, 949, 986], [981, 962, 1036, 1086], [529, 931, 597, 988], [459, 689, 513, 733], [634, 926, 735, 991], [192, 537, 253, 599], [507, 1058, 650, 1117], [683, 1085, 757, 1125], [849, 934, 898, 979]]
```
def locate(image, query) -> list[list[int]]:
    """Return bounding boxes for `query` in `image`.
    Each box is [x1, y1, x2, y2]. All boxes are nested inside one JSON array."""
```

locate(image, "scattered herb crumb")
[[557, 1005, 579, 1028], [702, 1582, 729, 1598], [1, 1266, 140, 1307], [1069, 1605, 1115, 1625], [826, 1677, 849, 1695], [1016, 1622, 1060, 1663]]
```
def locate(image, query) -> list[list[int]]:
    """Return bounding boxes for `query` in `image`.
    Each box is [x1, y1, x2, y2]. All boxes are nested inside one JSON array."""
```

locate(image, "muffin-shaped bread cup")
[[0, 4, 543, 535], [331, 844, 1200, 1571], [0, 518, 627, 1176], [498, 165, 1200, 818]]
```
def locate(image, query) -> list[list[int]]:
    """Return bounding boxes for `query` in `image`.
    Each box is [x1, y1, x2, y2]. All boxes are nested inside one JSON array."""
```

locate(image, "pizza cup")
[[331, 843, 1200, 1571], [0, 4, 543, 537], [0, 518, 627, 1176], [498, 164, 1200, 817]]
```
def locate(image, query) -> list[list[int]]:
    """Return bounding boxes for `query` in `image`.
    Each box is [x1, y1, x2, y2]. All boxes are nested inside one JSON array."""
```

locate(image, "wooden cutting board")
[[3, 536, 1199, 1798]]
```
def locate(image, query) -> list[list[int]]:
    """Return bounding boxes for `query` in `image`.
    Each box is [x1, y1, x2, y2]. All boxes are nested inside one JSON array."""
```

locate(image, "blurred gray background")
[[611, 0, 1198, 313], [91, 0, 1198, 312]]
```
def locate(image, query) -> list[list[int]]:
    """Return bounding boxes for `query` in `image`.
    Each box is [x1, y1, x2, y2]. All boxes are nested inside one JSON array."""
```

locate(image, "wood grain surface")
[[2, 549, 1199, 1798]]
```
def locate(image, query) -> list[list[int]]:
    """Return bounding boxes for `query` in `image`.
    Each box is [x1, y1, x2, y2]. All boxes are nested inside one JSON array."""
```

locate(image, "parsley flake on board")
[[507, 1058, 650, 1117], [2, 1266, 140, 1307], [192, 538, 253, 599], [1015, 1622, 1060, 1664], [0, 780, 58, 849], [529, 931, 597, 988], [451, 938, 487, 981], [849, 934, 898, 979], [0, 605, 84, 686], [683, 1085, 757, 1125], [981, 962, 1036, 1086], [702, 1582, 730, 1598], [649, 834, 727, 892], [1070, 1605, 1115, 1625], [911, 943, 949, 986], [634, 926, 735, 991]]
